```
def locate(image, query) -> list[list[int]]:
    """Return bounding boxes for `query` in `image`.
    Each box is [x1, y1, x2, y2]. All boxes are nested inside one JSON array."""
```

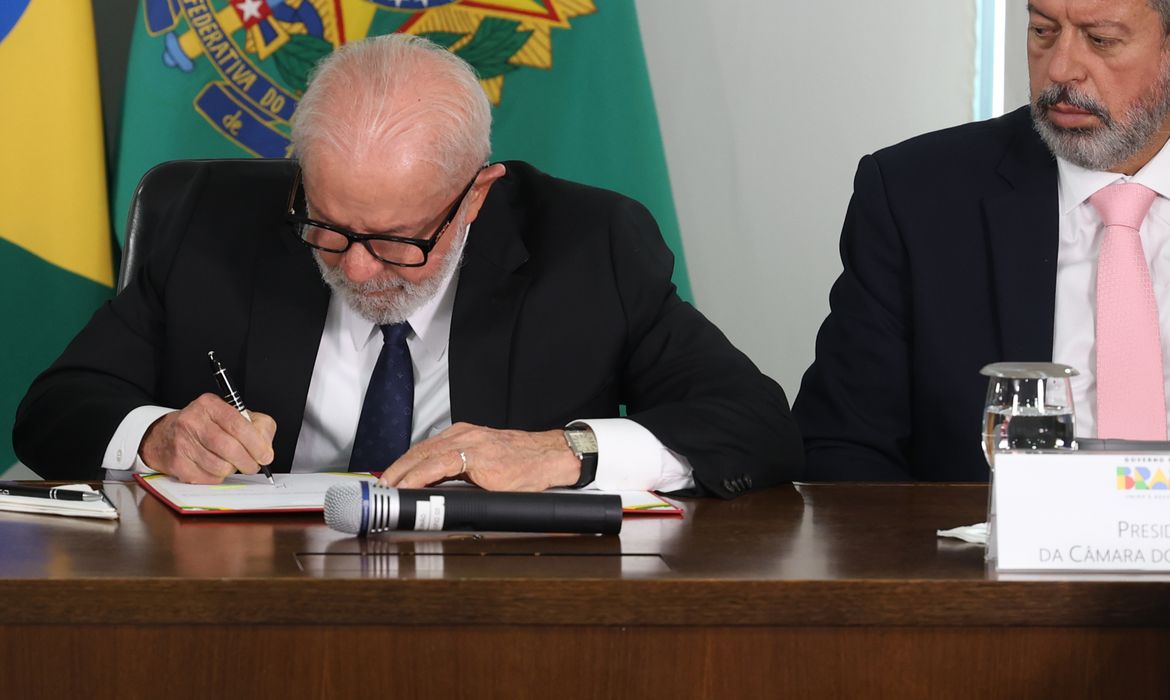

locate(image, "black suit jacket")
[[793, 107, 1060, 481], [15, 160, 802, 497]]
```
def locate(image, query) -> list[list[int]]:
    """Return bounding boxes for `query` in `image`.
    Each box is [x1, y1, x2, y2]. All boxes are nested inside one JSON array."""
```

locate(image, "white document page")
[[141, 472, 376, 511], [141, 473, 681, 514]]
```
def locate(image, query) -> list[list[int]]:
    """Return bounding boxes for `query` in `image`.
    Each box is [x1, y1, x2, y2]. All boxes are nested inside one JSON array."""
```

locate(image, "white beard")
[[315, 224, 467, 325]]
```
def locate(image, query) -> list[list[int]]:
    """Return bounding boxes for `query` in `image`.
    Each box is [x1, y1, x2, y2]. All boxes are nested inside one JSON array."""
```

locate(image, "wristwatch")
[[563, 425, 599, 488]]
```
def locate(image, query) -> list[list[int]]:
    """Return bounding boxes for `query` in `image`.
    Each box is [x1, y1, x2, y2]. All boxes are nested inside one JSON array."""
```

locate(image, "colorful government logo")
[[140, 0, 595, 157], [1117, 466, 1170, 490]]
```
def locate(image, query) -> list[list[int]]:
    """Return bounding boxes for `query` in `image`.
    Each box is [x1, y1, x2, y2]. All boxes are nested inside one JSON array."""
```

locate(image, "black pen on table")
[[0, 481, 102, 502], [208, 350, 276, 487]]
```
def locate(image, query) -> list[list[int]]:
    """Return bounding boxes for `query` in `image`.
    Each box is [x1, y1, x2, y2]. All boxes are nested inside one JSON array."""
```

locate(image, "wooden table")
[[1, 482, 1167, 698]]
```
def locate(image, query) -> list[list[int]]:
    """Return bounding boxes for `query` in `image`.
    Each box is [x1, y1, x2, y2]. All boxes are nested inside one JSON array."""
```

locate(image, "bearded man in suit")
[[796, 0, 1170, 481], [15, 33, 801, 498]]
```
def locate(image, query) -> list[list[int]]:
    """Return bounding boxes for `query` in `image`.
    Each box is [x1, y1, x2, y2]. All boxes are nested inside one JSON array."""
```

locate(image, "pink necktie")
[[1091, 182, 1166, 439]]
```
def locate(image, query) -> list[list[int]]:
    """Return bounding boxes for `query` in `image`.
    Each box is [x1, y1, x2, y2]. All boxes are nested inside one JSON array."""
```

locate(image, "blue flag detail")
[[0, 0, 29, 44], [195, 83, 291, 158]]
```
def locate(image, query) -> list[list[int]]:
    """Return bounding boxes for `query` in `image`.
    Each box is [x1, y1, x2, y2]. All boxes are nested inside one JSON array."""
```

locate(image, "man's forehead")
[[303, 150, 452, 230], [307, 146, 446, 194]]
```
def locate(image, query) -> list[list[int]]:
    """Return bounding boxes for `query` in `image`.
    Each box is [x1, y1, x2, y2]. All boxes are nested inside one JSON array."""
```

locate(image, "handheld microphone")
[[323, 482, 623, 536]]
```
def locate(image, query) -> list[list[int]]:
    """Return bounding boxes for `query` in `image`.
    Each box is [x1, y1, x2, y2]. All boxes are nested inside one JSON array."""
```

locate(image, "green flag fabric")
[[113, 0, 690, 298], [1, 2, 114, 477]]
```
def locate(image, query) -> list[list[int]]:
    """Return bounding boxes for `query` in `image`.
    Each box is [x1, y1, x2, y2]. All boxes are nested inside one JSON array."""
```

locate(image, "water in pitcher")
[[982, 405, 1075, 463]]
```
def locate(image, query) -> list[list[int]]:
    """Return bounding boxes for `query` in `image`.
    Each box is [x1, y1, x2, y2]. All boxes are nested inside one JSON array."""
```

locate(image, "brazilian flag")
[[0, 2, 114, 478], [112, 0, 689, 298]]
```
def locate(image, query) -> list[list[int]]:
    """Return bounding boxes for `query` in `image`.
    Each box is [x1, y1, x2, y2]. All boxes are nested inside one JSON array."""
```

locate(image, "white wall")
[[1004, 0, 1032, 111], [635, 1, 978, 398]]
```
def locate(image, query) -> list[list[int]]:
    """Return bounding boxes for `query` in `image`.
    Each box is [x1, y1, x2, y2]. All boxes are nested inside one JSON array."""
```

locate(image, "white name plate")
[[995, 451, 1170, 572]]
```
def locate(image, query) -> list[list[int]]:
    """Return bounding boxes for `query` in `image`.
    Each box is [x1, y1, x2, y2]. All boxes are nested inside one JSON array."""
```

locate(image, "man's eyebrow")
[[329, 220, 416, 237], [306, 201, 419, 236], [1084, 19, 1128, 31], [1026, 4, 1054, 22], [1026, 4, 1131, 32]]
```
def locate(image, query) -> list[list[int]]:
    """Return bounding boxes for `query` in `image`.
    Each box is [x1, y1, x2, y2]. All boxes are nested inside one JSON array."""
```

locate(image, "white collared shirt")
[[103, 249, 694, 491], [1052, 139, 1170, 437], [289, 263, 460, 471]]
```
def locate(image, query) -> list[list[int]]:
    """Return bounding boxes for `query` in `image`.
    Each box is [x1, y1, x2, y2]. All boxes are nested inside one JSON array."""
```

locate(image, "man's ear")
[[462, 162, 507, 225]]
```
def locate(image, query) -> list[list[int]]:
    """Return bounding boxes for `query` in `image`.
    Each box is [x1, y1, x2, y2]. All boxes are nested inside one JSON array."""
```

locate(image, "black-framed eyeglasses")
[[284, 166, 479, 268]]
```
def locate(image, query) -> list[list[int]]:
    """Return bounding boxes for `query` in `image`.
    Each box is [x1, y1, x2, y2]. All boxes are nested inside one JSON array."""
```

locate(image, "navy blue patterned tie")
[[349, 322, 413, 471]]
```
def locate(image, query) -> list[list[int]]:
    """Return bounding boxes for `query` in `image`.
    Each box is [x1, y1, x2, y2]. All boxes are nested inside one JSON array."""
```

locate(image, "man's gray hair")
[[1155, 0, 1170, 32], [291, 34, 491, 187]]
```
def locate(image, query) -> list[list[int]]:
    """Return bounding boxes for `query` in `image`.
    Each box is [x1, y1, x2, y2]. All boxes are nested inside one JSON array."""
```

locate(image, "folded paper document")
[[137, 473, 682, 516], [0, 484, 118, 520], [138, 472, 375, 514]]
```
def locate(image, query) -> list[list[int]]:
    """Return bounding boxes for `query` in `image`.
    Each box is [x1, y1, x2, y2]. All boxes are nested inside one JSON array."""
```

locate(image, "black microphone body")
[[324, 482, 623, 536]]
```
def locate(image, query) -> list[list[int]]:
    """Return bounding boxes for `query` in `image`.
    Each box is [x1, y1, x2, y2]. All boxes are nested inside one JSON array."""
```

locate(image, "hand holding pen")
[[136, 357, 277, 486], [208, 351, 275, 486]]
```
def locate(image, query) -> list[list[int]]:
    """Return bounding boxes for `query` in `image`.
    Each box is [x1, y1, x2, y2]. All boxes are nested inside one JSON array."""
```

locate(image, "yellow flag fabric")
[[0, 2, 113, 475], [0, 1, 112, 286]]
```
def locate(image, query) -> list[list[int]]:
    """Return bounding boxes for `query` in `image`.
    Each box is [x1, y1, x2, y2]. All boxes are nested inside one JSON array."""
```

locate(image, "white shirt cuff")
[[102, 405, 177, 479], [569, 418, 694, 492]]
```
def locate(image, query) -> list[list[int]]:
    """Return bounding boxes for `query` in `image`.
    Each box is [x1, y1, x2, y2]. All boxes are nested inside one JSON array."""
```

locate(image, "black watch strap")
[[564, 426, 598, 488], [571, 451, 598, 489]]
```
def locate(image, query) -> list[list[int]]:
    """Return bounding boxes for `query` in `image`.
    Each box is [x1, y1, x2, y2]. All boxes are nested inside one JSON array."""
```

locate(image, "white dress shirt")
[[1052, 139, 1170, 437], [103, 246, 694, 491]]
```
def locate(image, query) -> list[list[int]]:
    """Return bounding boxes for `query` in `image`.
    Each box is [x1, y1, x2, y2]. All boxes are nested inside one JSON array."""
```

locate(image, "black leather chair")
[[117, 159, 295, 292]]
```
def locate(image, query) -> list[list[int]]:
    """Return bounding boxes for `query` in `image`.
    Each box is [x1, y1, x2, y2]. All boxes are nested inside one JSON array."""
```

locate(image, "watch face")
[[566, 427, 598, 455]]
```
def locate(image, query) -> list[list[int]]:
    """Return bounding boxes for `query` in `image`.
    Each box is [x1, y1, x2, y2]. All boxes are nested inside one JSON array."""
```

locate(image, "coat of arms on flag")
[[115, 0, 688, 296], [138, 0, 596, 158]]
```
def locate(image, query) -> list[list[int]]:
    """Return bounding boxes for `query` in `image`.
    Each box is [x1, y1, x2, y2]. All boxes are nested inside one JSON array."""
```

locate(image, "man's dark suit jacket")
[[15, 159, 802, 497], [793, 107, 1060, 481]]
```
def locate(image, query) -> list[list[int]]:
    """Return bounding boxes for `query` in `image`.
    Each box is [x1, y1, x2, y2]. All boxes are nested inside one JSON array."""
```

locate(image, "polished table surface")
[[1, 482, 1168, 697]]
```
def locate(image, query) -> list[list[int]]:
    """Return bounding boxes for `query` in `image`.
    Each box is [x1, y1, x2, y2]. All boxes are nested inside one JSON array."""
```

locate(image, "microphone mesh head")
[[323, 482, 364, 534]]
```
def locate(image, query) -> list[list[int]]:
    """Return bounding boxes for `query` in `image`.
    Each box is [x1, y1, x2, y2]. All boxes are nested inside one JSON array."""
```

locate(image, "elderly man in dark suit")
[[15, 34, 800, 497], [796, 0, 1170, 480]]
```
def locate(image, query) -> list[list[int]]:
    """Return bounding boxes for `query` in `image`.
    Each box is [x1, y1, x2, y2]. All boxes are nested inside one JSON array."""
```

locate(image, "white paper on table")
[[937, 522, 989, 545], [0, 484, 119, 520], [140, 473, 681, 515], [140, 472, 376, 511]]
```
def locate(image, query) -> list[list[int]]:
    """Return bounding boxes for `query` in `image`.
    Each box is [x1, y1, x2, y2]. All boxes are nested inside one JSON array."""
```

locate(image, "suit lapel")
[[449, 166, 531, 428], [983, 112, 1061, 362], [245, 236, 329, 469]]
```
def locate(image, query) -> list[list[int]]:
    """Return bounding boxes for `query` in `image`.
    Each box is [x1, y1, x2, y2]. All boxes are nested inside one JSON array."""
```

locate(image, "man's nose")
[[1046, 32, 1088, 86], [339, 242, 384, 284]]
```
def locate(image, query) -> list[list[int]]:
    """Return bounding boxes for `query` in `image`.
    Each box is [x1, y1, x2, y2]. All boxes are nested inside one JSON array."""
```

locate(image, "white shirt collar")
[[1057, 137, 1170, 216]]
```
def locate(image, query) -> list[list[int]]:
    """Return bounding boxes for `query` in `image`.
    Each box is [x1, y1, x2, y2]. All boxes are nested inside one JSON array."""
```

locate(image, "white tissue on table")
[[937, 522, 988, 545]]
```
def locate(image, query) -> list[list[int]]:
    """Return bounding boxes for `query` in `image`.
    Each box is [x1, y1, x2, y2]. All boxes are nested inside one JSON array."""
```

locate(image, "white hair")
[[291, 34, 491, 188], [1155, 0, 1170, 32]]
